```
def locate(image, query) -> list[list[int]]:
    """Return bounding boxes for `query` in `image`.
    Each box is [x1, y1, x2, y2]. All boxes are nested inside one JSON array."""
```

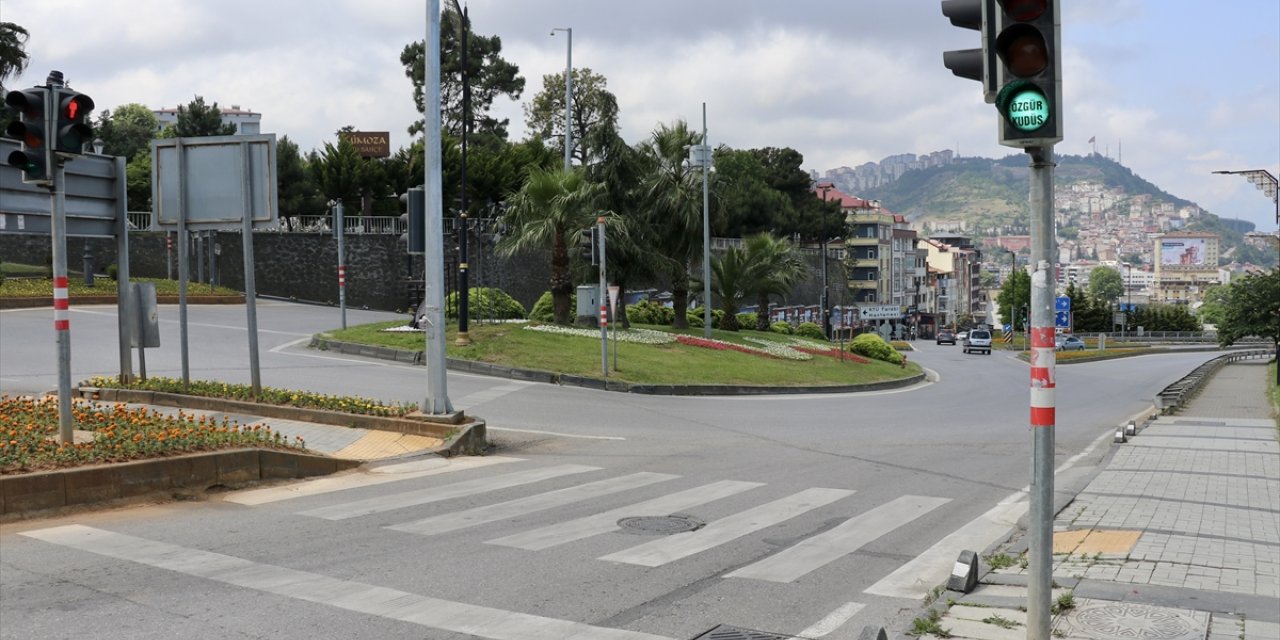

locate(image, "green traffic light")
[[996, 80, 1050, 132]]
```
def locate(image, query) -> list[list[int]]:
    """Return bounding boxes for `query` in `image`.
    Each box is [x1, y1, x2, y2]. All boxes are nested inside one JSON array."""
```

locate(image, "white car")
[[963, 329, 992, 355]]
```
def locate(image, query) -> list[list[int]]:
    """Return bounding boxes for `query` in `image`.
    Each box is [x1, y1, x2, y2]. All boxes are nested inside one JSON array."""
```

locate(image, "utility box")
[[575, 284, 599, 327]]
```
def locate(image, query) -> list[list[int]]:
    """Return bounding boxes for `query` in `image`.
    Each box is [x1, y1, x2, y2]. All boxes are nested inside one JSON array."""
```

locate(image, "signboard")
[[0, 139, 124, 237], [1160, 238, 1207, 266], [1055, 296, 1071, 312], [1054, 310, 1071, 329], [857, 305, 902, 320], [607, 285, 620, 312], [152, 134, 278, 230], [340, 131, 391, 158]]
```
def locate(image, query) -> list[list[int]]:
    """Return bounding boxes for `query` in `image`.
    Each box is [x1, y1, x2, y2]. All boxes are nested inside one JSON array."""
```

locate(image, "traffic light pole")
[[1026, 144, 1057, 640], [597, 216, 608, 378], [50, 163, 74, 445], [336, 202, 347, 330]]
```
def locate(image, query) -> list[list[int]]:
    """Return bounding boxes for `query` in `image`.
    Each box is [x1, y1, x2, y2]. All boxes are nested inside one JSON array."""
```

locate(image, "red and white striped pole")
[[1029, 325, 1055, 427], [53, 275, 70, 332]]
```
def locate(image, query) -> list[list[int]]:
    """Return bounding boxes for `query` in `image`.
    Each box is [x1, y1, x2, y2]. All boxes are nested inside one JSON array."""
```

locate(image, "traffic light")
[[399, 187, 425, 254], [991, 0, 1061, 147], [52, 88, 94, 155], [3, 86, 52, 184], [578, 227, 597, 264], [940, 0, 999, 102]]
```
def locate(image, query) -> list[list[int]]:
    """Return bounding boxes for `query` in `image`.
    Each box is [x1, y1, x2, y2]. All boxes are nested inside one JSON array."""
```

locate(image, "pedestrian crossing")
[[282, 458, 953, 584]]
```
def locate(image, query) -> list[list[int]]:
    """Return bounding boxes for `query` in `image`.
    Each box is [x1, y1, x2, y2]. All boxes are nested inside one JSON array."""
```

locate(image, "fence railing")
[[1154, 348, 1272, 413]]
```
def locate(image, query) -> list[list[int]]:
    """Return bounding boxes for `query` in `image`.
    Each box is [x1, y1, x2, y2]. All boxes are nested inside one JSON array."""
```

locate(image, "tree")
[[639, 120, 703, 329], [1197, 284, 1230, 327], [1088, 266, 1124, 304], [743, 233, 807, 331], [497, 167, 605, 325], [311, 137, 371, 209], [996, 267, 1031, 331], [523, 68, 619, 167], [0, 21, 30, 92], [277, 136, 322, 227], [94, 103, 160, 162], [713, 148, 794, 237], [170, 96, 238, 137], [400, 5, 524, 139], [125, 152, 151, 212], [1216, 270, 1280, 348], [704, 245, 754, 331]]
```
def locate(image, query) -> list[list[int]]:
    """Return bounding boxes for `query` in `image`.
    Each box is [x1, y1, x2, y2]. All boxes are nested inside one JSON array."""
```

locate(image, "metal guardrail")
[[1154, 349, 1272, 414]]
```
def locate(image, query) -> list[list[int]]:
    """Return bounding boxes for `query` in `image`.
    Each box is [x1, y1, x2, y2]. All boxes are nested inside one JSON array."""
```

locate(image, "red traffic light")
[[54, 89, 95, 154], [999, 0, 1046, 21]]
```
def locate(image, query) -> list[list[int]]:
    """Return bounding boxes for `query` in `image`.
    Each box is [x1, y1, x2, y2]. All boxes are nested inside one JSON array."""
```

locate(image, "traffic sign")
[[1055, 296, 1070, 312], [1054, 310, 1070, 328]]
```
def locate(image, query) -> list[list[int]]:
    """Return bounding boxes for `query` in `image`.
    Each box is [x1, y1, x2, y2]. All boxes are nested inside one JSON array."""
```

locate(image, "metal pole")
[[563, 28, 573, 171], [1026, 145, 1057, 640], [598, 216, 608, 377], [113, 155, 133, 383], [456, 5, 472, 346], [423, 0, 454, 415], [166, 231, 172, 280], [176, 140, 191, 389], [51, 162, 74, 445], [337, 202, 346, 330], [240, 140, 262, 396], [135, 287, 147, 380], [701, 102, 712, 339]]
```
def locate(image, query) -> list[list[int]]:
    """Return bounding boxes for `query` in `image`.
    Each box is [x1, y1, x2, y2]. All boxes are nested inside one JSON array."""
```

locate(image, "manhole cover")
[[690, 624, 789, 640], [1055, 601, 1208, 640], [617, 514, 704, 535]]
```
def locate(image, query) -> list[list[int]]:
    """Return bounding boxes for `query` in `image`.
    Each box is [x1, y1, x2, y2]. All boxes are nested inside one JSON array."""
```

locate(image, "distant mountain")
[[860, 152, 1193, 226]]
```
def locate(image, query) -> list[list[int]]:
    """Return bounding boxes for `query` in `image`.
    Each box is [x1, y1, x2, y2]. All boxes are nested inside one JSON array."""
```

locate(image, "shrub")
[[627, 300, 673, 325], [106, 263, 118, 281], [528, 291, 573, 323], [770, 321, 793, 335], [795, 322, 826, 340], [445, 287, 525, 320], [736, 312, 758, 329], [851, 332, 904, 364], [688, 307, 726, 329]]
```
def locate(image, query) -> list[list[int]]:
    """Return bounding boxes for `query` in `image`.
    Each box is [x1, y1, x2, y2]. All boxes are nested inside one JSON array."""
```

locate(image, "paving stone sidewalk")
[[920, 360, 1279, 640]]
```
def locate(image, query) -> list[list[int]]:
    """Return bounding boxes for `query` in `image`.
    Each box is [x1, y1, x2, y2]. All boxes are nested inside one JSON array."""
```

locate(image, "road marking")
[[388, 472, 680, 537], [487, 426, 627, 441], [20, 525, 673, 640], [599, 487, 855, 567], [864, 427, 1116, 599], [297, 464, 600, 521], [797, 602, 866, 638], [225, 456, 522, 505], [454, 382, 533, 408], [487, 480, 764, 550], [727, 495, 951, 583]]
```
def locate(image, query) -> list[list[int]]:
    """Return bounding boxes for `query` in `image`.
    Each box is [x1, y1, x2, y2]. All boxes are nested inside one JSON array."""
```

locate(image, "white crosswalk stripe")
[[726, 495, 951, 582], [297, 463, 599, 520], [598, 487, 855, 567], [486, 479, 765, 550], [387, 472, 679, 536]]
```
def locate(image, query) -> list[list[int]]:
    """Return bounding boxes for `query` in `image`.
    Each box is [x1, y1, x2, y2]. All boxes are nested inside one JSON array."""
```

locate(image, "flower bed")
[[523, 324, 676, 344], [83, 376, 416, 418], [0, 395, 304, 474]]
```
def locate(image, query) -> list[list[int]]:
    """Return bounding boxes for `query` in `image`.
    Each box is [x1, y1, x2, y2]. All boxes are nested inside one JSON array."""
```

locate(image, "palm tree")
[[497, 166, 604, 324], [743, 233, 807, 331], [639, 120, 703, 329], [704, 245, 754, 331], [0, 22, 30, 91]]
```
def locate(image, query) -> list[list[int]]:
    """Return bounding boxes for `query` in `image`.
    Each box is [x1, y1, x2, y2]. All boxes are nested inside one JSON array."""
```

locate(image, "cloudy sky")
[[7, 0, 1279, 231]]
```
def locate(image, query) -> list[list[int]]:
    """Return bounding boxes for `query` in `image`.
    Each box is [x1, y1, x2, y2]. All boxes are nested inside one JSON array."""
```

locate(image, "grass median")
[[322, 320, 920, 388]]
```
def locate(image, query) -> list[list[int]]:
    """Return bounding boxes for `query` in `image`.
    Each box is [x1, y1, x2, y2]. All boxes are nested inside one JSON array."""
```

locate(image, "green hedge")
[[795, 322, 825, 340], [445, 287, 526, 320], [850, 332, 904, 364]]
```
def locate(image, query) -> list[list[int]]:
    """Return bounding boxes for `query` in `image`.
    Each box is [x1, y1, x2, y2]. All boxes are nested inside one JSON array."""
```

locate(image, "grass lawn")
[[1, 270, 241, 298], [322, 320, 919, 387]]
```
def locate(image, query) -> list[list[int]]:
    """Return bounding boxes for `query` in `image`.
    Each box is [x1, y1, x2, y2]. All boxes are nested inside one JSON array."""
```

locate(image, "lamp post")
[[550, 27, 572, 172], [817, 183, 834, 338], [1212, 169, 1279, 384], [685, 105, 713, 338]]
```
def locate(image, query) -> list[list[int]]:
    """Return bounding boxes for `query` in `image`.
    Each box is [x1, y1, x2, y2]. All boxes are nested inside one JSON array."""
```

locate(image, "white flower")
[[523, 324, 676, 345], [738, 336, 813, 360]]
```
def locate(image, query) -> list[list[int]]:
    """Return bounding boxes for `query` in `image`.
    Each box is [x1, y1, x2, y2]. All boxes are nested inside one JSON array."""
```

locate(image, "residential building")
[[153, 105, 262, 135], [1152, 232, 1222, 304]]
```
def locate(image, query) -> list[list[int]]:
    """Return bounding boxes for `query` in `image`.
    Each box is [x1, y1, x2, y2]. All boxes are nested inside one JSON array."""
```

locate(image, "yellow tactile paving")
[[332, 431, 444, 460], [1053, 529, 1141, 555]]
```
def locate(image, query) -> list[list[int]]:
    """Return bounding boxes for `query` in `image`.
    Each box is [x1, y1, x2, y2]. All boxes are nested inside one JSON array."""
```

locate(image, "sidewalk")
[[919, 360, 1279, 640]]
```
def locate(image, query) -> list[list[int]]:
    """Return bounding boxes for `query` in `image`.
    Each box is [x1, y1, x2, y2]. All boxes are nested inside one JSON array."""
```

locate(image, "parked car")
[[1056, 335, 1086, 351], [936, 329, 956, 345], [956, 330, 968, 342], [963, 329, 993, 355]]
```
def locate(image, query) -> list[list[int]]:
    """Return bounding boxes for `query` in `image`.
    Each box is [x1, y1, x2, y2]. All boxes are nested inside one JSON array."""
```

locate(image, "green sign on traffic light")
[[997, 80, 1050, 132]]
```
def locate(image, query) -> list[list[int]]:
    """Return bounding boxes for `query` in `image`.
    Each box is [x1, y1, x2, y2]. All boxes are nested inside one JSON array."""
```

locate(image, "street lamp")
[[817, 183, 835, 339], [550, 27, 572, 172], [1212, 168, 1279, 384], [687, 104, 713, 338]]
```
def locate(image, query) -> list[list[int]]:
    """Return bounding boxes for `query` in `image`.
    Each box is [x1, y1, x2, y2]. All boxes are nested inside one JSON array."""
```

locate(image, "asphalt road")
[[0, 301, 1228, 640]]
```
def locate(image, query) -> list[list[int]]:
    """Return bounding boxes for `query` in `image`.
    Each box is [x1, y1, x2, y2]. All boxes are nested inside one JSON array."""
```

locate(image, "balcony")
[[849, 280, 878, 290], [849, 257, 879, 268], [845, 236, 881, 247]]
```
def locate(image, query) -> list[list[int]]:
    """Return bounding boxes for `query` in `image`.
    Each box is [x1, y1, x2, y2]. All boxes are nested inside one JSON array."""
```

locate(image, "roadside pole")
[[597, 215, 607, 377], [336, 201, 347, 330], [51, 162, 73, 444], [1026, 145, 1058, 640]]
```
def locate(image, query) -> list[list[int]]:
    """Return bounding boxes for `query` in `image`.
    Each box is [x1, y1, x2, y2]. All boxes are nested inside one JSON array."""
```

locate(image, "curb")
[[310, 336, 926, 395], [0, 448, 361, 520], [77, 387, 487, 457]]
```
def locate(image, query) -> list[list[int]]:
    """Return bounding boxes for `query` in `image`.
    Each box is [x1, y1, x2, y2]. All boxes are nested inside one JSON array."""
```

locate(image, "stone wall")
[[0, 231, 844, 315]]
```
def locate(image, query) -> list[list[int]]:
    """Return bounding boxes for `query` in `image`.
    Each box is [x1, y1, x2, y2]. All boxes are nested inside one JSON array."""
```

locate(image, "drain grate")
[[617, 514, 704, 535], [690, 624, 791, 640]]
